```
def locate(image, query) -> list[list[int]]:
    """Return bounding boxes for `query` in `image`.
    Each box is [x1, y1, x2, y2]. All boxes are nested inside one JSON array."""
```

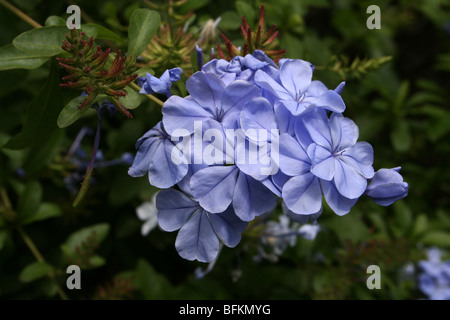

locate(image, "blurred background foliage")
[[0, 0, 449, 300]]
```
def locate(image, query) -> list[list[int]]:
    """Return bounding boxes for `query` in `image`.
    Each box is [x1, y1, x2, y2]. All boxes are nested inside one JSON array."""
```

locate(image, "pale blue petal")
[[209, 206, 248, 247], [162, 95, 214, 135], [156, 189, 199, 232], [128, 137, 158, 177], [190, 165, 239, 213], [232, 172, 276, 221], [320, 180, 358, 216], [302, 109, 332, 149], [308, 90, 345, 113], [334, 159, 368, 199], [221, 80, 261, 119], [329, 113, 359, 151], [305, 80, 328, 97], [255, 69, 292, 100], [186, 72, 226, 114], [282, 173, 323, 215], [148, 138, 189, 188], [340, 141, 374, 179], [277, 99, 315, 116], [278, 133, 310, 176], [279, 59, 313, 97], [240, 97, 277, 142], [175, 209, 220, 263], [307, 143, 336, 181], [274, 101, 296, 135]]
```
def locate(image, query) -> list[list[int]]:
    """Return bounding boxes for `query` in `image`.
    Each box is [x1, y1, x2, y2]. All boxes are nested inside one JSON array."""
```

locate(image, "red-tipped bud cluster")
[[217, 5, 286, 62], [58, 28, 138, 118]]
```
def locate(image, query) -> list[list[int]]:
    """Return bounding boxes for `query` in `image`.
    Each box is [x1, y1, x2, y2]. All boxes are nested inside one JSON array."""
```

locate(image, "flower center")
[[296, 92, 306, 103]]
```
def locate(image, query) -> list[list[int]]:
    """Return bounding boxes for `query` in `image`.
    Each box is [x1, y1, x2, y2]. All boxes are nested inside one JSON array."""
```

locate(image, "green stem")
[[17, 226, 69, 300], [130, 82, 164, 107], [0, 187, 15, 221], [0, 0, 42, 28]]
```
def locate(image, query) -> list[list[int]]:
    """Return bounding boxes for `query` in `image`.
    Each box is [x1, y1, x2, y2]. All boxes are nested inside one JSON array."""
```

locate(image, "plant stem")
[[0, 0, 42, 28], [17, 226, 69, 300], [130, 82, 164, 107], [0, 187, 15, 221]]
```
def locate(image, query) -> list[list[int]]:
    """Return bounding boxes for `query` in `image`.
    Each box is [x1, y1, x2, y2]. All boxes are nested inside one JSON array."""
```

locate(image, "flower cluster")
[[129, 50, 408, 263]]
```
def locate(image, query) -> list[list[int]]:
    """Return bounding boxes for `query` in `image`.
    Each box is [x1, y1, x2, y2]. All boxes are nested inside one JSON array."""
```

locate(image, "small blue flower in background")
[[138, 67, 183, 97], [255, 213, 321, 263], [156, 188, 248, 263], [418, 248, 450, 300], [365, 167, 409, 206]]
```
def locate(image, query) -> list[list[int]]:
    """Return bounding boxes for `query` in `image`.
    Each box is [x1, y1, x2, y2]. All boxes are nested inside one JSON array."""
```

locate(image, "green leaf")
[[136, 67, 154, 77], [22, 202, 62, 225], [5, 60, 63, 150], [235, 1, 256, 24], [0, 44, 49, 71], [127, 9, 160, 58], [57, 95, 100, 128], [61, 223, 110, 257], [119, 86, 141, 110], [86, 255, 106, 269], [19, 261, 53, 283], [81, 23, 125, 45], [219, 11, 243, 30], [420, 231, 450, 248], [17, 180, 43, 224], [24, 128, 65, 174], [393, 201, 412, 233], [134, 259, 173, 299], [45, 15, 66, 27], [12, 26, 68, 57], [390, 119, 411, 152], [412, 214, 429, 238], [325, 214, 370, 243]]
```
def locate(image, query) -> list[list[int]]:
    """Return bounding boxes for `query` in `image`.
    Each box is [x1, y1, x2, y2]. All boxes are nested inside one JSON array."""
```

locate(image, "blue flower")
[[365, 167, 408, 206], [156, 188, 248, 263], [279, 109, 374, 215], [200, 50, 278, 86], [139, 67, 183, 97], [255, 59, 346, 116], [418, 248, 450, 300], [162, 71, 261, 135], [128, 121, 188, 189], [190, 164, 277, 221]]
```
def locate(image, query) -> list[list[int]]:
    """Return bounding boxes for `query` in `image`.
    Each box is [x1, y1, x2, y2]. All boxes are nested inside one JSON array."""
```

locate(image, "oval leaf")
[[12, 26, 68, 57], [127, 9, 161, 58], [118, 86, 142, 110], [0, 44, 49, 70], [19, 261, 53, 283], [57, 94, 106, 128]]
